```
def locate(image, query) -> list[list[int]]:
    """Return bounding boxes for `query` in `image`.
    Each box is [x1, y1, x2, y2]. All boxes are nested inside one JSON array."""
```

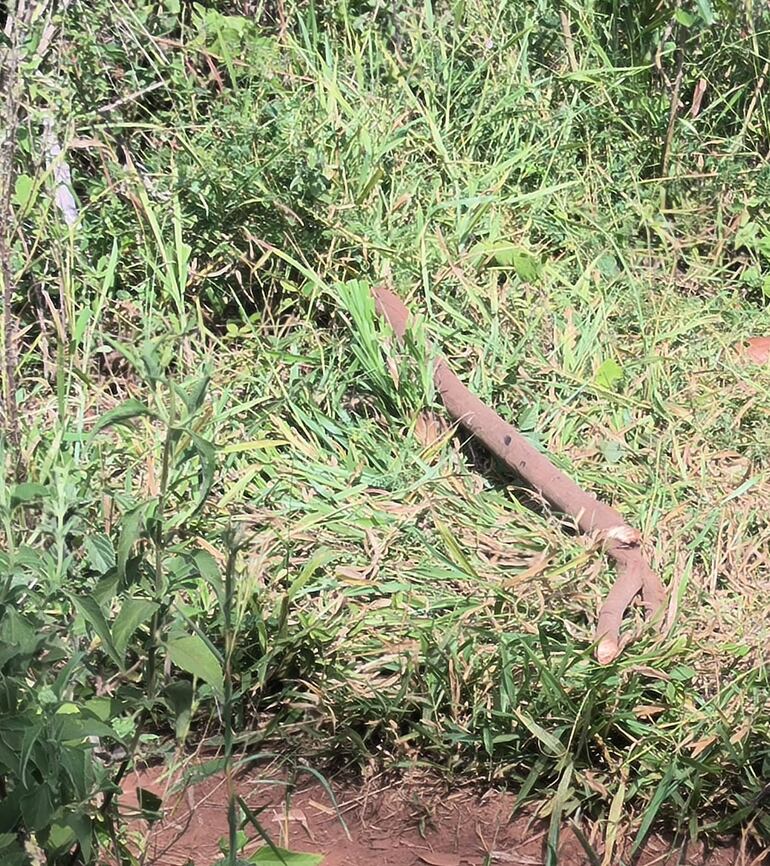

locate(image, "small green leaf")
[[694, 0, 714, 25], [193, 549, 224, 605], [219, 830, 248, 854], [113, 597, 158, 657], [600, 439, 624, 464], [12, 174, 36, 210], [167, 634, 223, 696], [91, 399, 157, 435], [164, 679, 193, 742], [469, 241, 543, 282], [674, 8, 696, 26], [597, 253, 619, 278], [594, 358, 624, 390], [174, 373, 210, 415], [46, 823, 75, 854], [70, 595, 122, 669], [136, 787, 163, 823], [511, 249, 542, 283]]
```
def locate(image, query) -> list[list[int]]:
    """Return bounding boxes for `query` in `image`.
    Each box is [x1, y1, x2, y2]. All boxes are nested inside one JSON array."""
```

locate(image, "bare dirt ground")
[[119, 763, 768, 866]]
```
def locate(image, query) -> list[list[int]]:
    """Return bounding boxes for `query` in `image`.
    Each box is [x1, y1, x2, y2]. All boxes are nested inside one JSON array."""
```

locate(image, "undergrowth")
[[0, 0, 769, 863]]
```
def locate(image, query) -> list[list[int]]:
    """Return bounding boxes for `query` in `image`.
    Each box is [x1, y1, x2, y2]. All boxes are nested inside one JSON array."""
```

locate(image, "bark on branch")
[[372, 285, 666, 663]]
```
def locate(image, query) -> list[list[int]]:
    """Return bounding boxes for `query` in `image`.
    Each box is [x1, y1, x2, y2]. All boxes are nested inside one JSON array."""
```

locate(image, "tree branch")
[[371, 285, 666, 663]]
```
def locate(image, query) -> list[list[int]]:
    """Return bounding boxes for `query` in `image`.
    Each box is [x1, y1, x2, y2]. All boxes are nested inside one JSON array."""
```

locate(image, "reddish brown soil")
[[120, 764, 767, 866]]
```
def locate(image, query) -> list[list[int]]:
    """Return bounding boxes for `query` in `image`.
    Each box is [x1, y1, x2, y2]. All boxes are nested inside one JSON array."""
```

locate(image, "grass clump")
[[0, 0, 769, 862]]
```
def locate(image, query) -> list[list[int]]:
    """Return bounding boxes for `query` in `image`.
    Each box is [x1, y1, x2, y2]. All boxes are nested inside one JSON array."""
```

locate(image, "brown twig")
[[559, 8, 578, 74], [371, 285, 666, 664], [660, 41, 685, 210]]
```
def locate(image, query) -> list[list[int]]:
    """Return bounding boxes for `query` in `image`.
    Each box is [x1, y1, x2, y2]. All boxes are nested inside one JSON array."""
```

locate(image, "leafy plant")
[[1, 0, 769, 862]]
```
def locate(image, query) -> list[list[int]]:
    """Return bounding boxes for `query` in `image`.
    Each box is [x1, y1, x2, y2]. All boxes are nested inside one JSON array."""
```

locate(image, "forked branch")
[[372, 285, 666, 663]]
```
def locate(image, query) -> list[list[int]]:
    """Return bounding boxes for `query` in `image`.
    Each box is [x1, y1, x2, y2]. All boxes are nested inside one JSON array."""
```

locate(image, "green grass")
[[1, 0, 770, 863]]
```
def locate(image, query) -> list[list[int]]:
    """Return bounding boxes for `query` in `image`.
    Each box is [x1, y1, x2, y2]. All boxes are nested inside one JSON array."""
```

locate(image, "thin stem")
[[223, 540, 238, 866], [72, 391, 178, 866], [0, 2, 27, 452], [660, 40, 684, 210], [145, 386, 176, 697]]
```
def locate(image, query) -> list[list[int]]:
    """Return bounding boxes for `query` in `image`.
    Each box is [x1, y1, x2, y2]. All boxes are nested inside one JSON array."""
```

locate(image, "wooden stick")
[[372, 285, 666, 663]]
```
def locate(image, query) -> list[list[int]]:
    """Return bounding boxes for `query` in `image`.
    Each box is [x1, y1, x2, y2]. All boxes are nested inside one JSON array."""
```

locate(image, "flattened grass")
[[9, 0, 770, 854]]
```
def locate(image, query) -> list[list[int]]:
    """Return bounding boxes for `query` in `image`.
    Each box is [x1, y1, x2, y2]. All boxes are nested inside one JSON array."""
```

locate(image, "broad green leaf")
[[597, 253, 619, 277], [164, 679, 193, 742], [594, 358, 624, 390], [69, 813, 94, 863], [10, 483, 49, 507], [91, 399, 157, 435], [0, 832, 27, 866], [600, 439, 624, 464], [59, 750, 89, 801], [113, 597, 158, 657], [167, 634, 223, 696], [99, 335, 144, 376], [46, 823, 76, 854], [70, 595, 122, 669], [139, 341, 163, 386], [511, 249, 542, 282], [84, 697, 119, 722], [0, 607, 37, 654], [56, 715, 117, 742], [117, 502, 148, 580], [85, 532, 116, 573], [20, 784, 53, 832], [187, 430, 217, 515], [250, 848, 324, 865]]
